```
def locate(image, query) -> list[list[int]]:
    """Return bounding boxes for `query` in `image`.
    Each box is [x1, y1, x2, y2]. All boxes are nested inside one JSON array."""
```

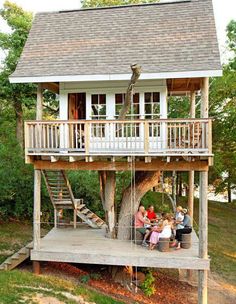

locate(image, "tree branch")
[[118, 64, 141, 120]]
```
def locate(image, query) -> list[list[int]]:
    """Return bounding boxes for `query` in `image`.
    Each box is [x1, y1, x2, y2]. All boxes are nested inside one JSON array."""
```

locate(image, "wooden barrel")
[[181, 233, 191, 249], [158, 238, 170, 252], [132, 229, 143, 245]]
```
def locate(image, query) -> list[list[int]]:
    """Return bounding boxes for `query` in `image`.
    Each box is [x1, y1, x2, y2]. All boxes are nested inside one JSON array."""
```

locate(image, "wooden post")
[[188, 91, 196, 224], [54, 208, 57, 228], [198, 78, 209, 304], [73, 208, 77, 229], [33, 169, 41, 250], [201, 78, 209, 118], [198, 171, 208, 304], [33, 261, 41, 275], [36, 83, 43, 120]]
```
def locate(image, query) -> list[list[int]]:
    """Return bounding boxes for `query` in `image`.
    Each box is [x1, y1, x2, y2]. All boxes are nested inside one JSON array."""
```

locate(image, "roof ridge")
[[57, 0, 191, 14]]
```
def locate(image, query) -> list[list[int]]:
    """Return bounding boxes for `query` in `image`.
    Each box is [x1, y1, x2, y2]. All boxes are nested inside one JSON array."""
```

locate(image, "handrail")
[[25, 118, 212, 124], [24, 119, 212, 158]]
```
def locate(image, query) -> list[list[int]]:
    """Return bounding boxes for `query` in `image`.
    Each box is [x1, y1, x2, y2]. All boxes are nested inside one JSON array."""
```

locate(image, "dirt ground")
[[22, 262, 236, 304]]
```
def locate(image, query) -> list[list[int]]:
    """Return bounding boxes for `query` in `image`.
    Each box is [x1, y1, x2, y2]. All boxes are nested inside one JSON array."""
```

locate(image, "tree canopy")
[[209, 20, 236, 202], [82, 0, 159, 8]]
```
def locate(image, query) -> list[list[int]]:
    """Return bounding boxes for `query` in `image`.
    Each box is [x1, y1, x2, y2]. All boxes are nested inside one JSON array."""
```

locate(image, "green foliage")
[[226, 20, 236, 69], [140, 270, 156, 297], [0, 1, 36, 108], [208, 19, 236, 200], [80, 274, 90, 284], [82, 0, 159, 8], [68, 171, 104, 217], [90, 272, 102, 280]]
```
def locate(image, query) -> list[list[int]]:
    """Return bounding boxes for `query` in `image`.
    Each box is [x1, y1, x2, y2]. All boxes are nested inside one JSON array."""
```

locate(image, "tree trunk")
[[14, 98, 24, 148], [118, 64, 141, 120], [117, 171, 161, 240], [172, 171, 177, 210], [99, 171, 116, 238]]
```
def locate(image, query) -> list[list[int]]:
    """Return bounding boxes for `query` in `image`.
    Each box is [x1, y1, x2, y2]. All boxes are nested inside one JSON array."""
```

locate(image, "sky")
[[0, 0, 236, 62]]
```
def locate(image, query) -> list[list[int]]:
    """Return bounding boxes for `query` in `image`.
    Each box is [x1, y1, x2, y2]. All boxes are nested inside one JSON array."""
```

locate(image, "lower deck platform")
[[31, 226, 209, 270]]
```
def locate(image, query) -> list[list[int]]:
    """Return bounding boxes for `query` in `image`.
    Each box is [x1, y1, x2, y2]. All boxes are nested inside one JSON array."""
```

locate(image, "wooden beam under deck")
[[34, 159, 209, 171]]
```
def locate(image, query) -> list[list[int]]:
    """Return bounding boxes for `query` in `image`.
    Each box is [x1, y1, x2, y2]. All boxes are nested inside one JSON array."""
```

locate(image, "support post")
[[54, 208, 57, 228], [36, 83, 43, 120], [198, 171, 208, 304], [73, 208, 77, 229], [33, 261, 41, 275], [188, 91, 196, 224], [198, 78, 209, 304], [33, 169, 41, 250]]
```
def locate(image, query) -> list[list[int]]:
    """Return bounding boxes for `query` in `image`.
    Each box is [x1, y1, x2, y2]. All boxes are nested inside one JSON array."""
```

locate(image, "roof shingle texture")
[[11, 0, 221, 78]]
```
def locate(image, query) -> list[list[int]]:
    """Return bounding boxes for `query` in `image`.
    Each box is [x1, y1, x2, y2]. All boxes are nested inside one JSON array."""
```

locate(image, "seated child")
[[149, 225, 159, 250]]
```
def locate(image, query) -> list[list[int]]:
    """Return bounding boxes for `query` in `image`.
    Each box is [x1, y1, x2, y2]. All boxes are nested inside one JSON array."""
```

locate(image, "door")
[[68, 93, 86, 151]]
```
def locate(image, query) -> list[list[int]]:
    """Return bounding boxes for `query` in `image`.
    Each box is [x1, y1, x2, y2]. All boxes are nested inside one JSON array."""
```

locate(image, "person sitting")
[[175, 206, 184, 222], [134, 206, 151, 247], [147, 205, 157, 223], [143, 211, 151, 228], [149, 225, 160, 250], [158, 213, 173, 240], [172, 208, 192, 250]]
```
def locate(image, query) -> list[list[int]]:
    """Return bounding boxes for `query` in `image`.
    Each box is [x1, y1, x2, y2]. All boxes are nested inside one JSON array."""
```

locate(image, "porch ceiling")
[[167, 78, 202, 95]]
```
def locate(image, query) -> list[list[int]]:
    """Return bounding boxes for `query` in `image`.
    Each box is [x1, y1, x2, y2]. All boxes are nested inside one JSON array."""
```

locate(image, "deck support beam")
[[198, 171, 208, 304], [36, 83, 43, 120], [33, 169, 41, 250], [33, 261, 41, 275], [187, 91, 196, 281], [198, 77, 209, 304]]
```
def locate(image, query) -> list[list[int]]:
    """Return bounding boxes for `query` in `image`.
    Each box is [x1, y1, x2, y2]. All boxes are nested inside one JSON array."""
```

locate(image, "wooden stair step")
[[26, 242, 33, 249], [11, 254, 20, 260], [91, 217, 100, 223], [54, 200, 72, 205], [96, 221, 105, 227], [80, 208, 89, 214], [77, 204, 85, 210], [86, 213, 95, 219], [18, 248, 28, 255]]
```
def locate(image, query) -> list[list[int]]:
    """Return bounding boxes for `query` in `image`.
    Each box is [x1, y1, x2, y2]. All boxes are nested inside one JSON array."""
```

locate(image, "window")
[[91, 94, 106, 119], [144, 92, 160, 119], [115, 93, 140, 119]]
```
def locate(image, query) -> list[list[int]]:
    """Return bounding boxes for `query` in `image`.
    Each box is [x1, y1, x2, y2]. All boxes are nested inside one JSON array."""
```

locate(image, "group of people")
[[134, 205, 192, 250]]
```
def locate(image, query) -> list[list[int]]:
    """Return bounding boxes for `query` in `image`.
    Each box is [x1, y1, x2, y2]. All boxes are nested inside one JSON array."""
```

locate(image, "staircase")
[[0, 242, 33, 271], [42, 170, 105, 229]]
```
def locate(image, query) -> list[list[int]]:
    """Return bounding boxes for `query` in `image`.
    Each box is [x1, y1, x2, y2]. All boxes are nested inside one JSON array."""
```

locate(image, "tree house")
[[10, 1, 222, 303]]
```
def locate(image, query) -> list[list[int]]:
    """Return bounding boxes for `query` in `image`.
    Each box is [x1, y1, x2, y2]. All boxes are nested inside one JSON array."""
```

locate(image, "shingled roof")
[[10, 0, 221, 83]]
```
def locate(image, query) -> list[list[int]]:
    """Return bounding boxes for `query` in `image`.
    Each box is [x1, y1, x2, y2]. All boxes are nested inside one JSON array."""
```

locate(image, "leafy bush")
[[140, 270, 156, 297]]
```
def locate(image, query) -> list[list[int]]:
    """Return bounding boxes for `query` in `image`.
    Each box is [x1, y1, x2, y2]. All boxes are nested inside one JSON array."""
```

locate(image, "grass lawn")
[[0, 270, 124, 304], [0, 221, 33, 264], [142, 192, 236, 285]]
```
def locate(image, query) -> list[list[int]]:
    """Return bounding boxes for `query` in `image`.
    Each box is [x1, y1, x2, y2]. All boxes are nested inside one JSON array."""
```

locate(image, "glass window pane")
[[92, 94, 98, 104], [145, 103, 152, 114], [133, 93, 139, 104], [99, 94, 106, 104], [145, 93, 151, 103], [153, 92, 160, 103], [115, 94, 123, 104]]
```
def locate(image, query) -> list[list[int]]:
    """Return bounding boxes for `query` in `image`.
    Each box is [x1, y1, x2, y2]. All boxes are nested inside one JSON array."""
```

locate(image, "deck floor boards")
[[31, 226, 209, 270]]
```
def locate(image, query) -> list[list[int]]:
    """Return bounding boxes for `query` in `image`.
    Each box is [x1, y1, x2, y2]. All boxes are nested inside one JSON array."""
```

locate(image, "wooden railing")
[[24, 119, 212, 157]]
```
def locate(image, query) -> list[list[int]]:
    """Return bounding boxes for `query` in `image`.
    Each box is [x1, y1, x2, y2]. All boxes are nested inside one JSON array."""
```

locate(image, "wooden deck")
[[31, 226, 209, 270]]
